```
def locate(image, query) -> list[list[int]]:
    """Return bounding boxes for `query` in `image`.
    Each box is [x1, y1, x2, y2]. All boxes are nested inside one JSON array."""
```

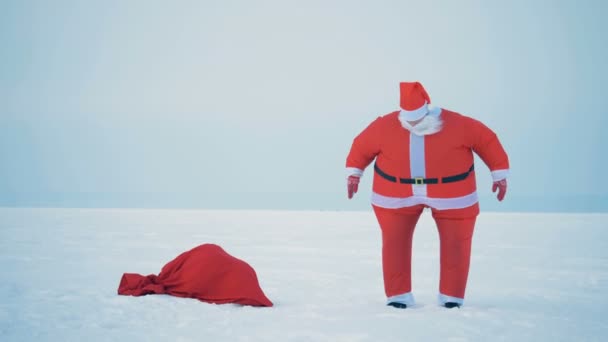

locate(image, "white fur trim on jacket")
[[346, 167, 364, 179], [371, 191, 479, 210], [491, 169, 510, 182]]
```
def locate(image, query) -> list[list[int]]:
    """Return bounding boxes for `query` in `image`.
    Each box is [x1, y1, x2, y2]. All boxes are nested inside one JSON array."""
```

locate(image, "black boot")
[[387, 302, 407, 309], [444, 302, 461, 309]]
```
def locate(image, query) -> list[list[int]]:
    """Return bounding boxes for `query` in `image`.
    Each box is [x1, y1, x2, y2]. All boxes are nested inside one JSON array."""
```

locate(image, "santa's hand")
[[492, 179, 507, 201], [347, 176, 360, 199]]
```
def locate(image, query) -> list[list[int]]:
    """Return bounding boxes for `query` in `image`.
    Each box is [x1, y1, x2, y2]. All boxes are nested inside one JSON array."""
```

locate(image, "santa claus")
[[345, 82, 509, 309]]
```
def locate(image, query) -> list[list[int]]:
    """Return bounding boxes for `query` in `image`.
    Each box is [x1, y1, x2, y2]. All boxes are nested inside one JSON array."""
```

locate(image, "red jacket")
[[346, 109, 509, 210]]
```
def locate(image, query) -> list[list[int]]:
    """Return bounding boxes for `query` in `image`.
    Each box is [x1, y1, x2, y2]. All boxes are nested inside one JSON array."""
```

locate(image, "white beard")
[[399, 113, 443, 136]]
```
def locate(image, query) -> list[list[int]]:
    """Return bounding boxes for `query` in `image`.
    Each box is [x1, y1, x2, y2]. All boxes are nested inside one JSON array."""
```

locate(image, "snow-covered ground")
[[0, 208, 607, 341]]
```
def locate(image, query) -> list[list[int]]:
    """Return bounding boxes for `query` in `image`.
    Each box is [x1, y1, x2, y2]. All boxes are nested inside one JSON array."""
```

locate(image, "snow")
[[1, 208, 607, 341]]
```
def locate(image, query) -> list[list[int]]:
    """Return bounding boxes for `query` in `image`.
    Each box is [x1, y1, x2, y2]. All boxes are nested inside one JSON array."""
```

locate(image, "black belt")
[[374, 163, 474, 185]]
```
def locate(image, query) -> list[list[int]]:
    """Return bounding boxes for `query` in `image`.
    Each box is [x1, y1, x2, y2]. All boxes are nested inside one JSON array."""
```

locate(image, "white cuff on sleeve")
[[491, 169, 510, 182], [346, 167, 364, 179]]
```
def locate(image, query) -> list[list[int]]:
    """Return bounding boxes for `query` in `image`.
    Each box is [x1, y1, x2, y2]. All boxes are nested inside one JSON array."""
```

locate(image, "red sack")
[[118, 244, 273, 307]]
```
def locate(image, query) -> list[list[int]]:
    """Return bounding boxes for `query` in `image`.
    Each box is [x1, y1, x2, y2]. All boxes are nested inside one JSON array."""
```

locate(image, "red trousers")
[[373, 204, 478, 300]]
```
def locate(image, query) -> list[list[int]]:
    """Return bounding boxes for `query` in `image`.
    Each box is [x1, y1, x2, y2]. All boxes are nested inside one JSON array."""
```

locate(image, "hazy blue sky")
[[1, 0, 607, 212]]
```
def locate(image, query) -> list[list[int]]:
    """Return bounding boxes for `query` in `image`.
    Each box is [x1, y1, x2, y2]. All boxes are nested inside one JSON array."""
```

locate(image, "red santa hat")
[[399, 82, 431, 121]]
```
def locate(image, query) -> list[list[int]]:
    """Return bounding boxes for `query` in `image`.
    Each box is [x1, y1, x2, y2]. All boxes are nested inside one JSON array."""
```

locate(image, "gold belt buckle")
[[414, 177, 424, 185]]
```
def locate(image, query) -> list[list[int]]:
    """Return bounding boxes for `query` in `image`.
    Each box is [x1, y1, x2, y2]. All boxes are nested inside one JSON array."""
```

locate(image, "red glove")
[[347, 176, 360, 199], [492, 179, 507, 201]]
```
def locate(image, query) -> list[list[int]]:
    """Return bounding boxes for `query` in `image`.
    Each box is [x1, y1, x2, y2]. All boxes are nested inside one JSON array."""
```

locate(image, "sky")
[[1, 0, 607, 212], [1, 208, 607, 341]]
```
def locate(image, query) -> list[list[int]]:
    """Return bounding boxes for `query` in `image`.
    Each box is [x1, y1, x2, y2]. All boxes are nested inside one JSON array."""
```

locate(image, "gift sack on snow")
[[117, 244, 273, 307]]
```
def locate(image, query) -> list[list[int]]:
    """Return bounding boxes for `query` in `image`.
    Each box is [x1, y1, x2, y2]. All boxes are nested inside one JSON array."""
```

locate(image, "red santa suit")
[[346, 82, 509, 307]]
